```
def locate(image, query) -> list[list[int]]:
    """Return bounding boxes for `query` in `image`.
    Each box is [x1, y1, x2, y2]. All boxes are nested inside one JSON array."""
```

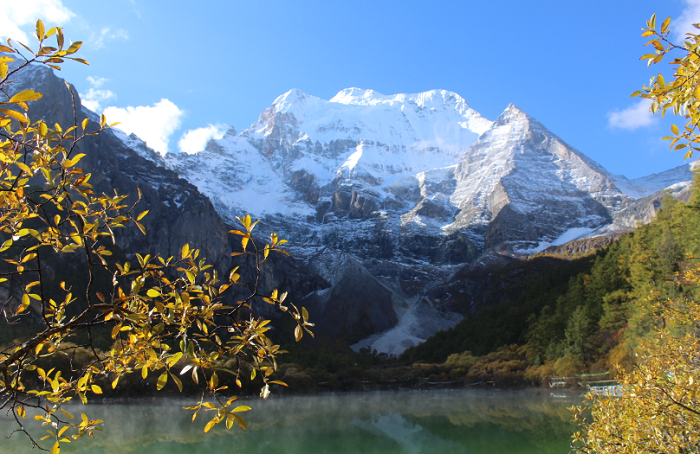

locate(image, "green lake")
[[1, 389, 581, 453]]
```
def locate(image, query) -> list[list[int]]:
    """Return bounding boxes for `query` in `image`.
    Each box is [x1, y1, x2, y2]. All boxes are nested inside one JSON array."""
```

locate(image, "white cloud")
[[607, 99, 658, 130], [178, 124, 228, 154], [86, 76, 107, 88], [104, 99, 184, 156], [0, 0, 74, 43], [82, 88, 116, 112], [675, 0, 700, 40], [91, 27, 129, 50], [81, 76, 115, 112]]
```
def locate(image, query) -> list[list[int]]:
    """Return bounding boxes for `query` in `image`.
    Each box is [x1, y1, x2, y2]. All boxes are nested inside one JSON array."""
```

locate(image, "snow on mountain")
[[446, 104, 630, 252], [166, 88, 492, 221], [610, 163, 695, 199], [156, 87, 695, 355]]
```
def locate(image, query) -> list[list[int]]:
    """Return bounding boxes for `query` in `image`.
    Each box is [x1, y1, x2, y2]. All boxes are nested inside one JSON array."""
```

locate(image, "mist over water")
[[1, 389, 580, 454]]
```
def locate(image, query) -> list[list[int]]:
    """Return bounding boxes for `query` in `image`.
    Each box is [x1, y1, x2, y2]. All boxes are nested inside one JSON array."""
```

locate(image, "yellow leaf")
[[694, 85, 700, 101], [36, 19, 45, 40], [82, 118, 89, 130], [91, 385, 102, 394], [17, 293, 30, 314], [16, 162, 31, 174], [203, 418, 217, 433], [146, 288, 161, 298], [672, 124, 680, 135], [294, 325, 302, 342], [157, 371, 168, 390], [0, 108, 28, 123], [10, 90, 43, 103], [52, 441, 60, 454], [65, 41, 82, 54], [661, 16, 671, 34], [169, 373, 183, 392], [233, 413, 248, 429]]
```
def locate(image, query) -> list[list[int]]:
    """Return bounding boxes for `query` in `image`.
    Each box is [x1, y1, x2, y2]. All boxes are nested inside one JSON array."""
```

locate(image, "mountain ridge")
[[70, 80, 697, 355]]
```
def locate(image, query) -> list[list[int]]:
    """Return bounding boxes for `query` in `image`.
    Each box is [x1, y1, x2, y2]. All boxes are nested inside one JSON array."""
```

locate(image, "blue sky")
[[2, 0, 698, 179]]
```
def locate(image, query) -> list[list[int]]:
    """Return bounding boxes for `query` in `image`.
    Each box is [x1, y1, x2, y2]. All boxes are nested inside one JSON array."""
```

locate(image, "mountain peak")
[[330, 87, 473, 110], [271, 88, 319, 113], [330, 87, 385, 104]]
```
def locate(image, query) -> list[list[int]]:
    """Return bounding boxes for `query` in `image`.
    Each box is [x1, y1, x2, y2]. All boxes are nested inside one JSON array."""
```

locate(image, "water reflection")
[[0, 389, 581, 454], [352, 413, 465, 454]]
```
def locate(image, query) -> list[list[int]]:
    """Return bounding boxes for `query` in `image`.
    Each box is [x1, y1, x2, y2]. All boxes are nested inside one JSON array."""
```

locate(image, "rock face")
[[18, 64, 232, 268]]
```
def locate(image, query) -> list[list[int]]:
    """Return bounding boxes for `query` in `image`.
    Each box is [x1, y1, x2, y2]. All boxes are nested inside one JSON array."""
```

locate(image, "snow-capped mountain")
[[166, 88, 491, 221], [138, 87, 696, 355]]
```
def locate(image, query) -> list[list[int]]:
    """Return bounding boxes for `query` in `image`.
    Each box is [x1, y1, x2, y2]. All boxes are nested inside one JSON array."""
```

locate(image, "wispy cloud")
[[0, 0, 74, 43], [86, 76, 107, 88], [607, 99, 658, 130], [104, 99, 184, 156], [91, 27, 129, 50], [81, 76, 115, 112], [675, 0, 700, 41], [178, 124, 228, 154]]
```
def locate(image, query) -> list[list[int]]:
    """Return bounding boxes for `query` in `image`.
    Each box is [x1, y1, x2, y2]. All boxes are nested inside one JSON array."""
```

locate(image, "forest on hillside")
[[400, 173, 700, 385]]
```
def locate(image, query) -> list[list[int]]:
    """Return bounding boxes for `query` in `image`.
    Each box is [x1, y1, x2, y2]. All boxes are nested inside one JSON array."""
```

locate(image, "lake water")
[[1, 389, 581, 454]]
